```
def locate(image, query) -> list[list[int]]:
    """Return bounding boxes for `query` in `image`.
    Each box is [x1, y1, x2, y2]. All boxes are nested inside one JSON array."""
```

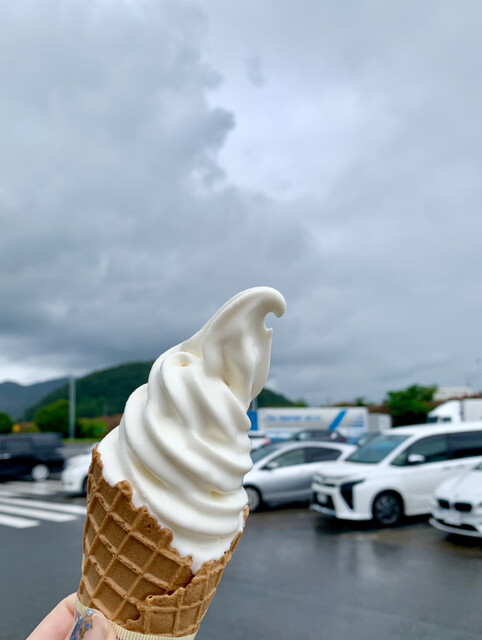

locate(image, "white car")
[[61, 445, 95, 494], [429, 462, 482, 538], [310, 423, 482, 526]]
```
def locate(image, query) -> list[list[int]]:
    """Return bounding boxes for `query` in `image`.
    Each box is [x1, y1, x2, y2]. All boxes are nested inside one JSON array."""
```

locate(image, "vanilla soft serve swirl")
[[98, 287, 285, 571]]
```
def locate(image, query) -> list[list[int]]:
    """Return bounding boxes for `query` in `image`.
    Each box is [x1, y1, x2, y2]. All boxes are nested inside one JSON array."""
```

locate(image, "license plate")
[[444, 511, 462, 526], [317, 492, 329, 504]]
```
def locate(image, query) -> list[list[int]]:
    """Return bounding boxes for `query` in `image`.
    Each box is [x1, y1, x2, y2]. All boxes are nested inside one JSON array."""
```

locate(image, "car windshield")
[[250, 443, 282, 463], [345, 434, 410, 464]]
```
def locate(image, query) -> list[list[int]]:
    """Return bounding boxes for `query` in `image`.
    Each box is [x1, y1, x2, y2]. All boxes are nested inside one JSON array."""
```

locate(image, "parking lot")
[[0, 479, 481, 640]]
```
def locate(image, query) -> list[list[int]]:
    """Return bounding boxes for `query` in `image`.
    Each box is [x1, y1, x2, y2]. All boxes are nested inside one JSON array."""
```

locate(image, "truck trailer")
[[427, 398, 482, 423], [250, 407, 391, 443]]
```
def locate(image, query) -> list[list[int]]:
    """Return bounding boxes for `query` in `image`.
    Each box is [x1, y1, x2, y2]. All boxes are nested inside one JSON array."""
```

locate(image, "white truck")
[[254, 407, 392, 443], [427, 398, 482, 423]]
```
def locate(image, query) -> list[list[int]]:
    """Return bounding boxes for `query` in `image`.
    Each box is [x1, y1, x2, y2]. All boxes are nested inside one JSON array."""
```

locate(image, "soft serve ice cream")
[[98, 286, 285, 572]]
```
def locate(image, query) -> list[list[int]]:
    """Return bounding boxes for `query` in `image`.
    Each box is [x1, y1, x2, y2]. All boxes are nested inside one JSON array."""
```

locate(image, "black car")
[[290, 429, 348, 443], [0, 433, 65, 481]]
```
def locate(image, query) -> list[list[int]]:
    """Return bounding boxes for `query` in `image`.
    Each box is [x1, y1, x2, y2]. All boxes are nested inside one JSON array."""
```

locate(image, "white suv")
[[310, 422, 482, 526]]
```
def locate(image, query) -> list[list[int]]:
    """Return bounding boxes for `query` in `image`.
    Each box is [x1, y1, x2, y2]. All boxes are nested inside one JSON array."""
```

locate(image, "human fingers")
[[27, 594, 77, 640], [27, 595, 116, 640], [62, 605, 116, 640]]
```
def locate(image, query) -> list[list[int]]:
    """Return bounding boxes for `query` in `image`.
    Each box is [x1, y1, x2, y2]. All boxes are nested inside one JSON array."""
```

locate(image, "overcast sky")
[[2, 1, 482, 405]]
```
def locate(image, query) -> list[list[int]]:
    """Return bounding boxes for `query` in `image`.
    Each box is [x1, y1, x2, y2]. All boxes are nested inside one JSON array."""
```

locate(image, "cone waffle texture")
[[78, 448, 246, 638]]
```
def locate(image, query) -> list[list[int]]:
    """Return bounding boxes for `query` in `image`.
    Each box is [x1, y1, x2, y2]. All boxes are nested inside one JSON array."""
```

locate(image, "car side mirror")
[[265, 460, 280, 471], [407, 453, 426, 465]]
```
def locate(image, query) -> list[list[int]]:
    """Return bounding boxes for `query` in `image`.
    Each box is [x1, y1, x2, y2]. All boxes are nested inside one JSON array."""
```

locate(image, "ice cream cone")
[[78, 448, 246, 638], [77, 288, 285, 638]]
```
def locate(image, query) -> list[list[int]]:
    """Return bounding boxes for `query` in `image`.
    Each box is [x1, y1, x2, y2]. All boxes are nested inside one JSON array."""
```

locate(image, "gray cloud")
[[246, 56, 265, 87], [2, 0, 482, 407]]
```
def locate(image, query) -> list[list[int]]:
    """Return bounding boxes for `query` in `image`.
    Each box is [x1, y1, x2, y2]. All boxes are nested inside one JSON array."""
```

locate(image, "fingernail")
[[69, 609, 110, 640]]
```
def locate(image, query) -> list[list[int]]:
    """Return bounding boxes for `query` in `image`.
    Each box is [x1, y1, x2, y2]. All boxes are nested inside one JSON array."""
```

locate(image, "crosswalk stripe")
[[0, 489, 17, 497], [0, 504, 76, 522], [4, 482, 58, 496], [0, 513, 39, 528], [0, 497, 86, 515]]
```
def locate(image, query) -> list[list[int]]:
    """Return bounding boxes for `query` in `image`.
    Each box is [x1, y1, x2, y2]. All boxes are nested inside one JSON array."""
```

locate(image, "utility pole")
[[69, 376, 76, 440]]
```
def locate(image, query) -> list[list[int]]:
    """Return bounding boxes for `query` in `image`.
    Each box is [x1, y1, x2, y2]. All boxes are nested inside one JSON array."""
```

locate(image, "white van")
[[310, 422, 482, 526]]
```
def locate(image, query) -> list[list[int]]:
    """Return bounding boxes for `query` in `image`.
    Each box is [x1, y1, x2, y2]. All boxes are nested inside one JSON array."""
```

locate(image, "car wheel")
[[245, 486, 262, 512], [31, 464, 49, 482], [81, 476, 88, 495], [372, 491, 403, 526]]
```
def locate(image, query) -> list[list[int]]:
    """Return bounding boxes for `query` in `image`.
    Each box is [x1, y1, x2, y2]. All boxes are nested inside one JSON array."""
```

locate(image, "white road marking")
[[0, 489, 17, 497], [4, 481, 59, 496], [0, 504, 76, 522], [0, 496, 86, 515], [0, 513, 39, 528], [0, 480, 87, 528]]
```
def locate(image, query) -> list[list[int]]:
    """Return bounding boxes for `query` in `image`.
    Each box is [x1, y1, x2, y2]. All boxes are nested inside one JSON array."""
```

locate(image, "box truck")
[[427, 398, 482, 423], [250, 407, 391, 443]]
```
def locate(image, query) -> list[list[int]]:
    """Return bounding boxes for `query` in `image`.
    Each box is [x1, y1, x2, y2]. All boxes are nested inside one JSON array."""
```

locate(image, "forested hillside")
[[24, 362, 298, 420]]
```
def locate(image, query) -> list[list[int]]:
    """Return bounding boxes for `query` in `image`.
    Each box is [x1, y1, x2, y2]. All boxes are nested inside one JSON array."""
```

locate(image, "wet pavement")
[[203, 508, 482, 640], [0, 486, 481, 640]]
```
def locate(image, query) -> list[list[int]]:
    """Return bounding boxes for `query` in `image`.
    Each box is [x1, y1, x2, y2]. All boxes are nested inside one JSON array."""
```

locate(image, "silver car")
[[244, 441, 356, 511]]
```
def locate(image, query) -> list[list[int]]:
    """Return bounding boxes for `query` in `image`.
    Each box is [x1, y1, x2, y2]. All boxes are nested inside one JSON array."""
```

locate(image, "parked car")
[[311, 422, 482, 526], [429, 461, 482, 538], [0, 433, 64, 481], [244, 440, 356, 511], [289, 429, 348, 443], [248, 431, 271, 450], [61, 445, 95, 494], [356, 432, 382, 447]]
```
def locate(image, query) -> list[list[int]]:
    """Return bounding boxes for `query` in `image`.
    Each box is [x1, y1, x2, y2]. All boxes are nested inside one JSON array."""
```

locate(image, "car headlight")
[[340, 479, 365, 510]]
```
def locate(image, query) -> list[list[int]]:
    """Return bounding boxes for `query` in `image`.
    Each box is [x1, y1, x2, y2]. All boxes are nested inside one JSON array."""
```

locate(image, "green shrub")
[[0, 412, 13, 434], [25, 422, 40, 433], [34, 400, 80, 437], [79, 418, 108, 439], [385, 384, 437, 427]]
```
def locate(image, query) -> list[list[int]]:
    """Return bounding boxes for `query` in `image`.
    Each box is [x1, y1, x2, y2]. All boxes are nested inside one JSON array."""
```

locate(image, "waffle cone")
[[78, 448, 246, 638]]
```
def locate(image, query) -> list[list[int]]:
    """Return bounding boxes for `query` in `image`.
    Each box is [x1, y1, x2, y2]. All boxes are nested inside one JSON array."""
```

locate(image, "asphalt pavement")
[[0, 480, 481, 640]]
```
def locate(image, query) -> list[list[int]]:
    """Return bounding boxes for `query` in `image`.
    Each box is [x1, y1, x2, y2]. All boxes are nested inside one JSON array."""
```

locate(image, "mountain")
[[24, 362, 154, 420], [23, 362, 299, 421], [0, 377, 69, 421], [257, 387, 301, 408]]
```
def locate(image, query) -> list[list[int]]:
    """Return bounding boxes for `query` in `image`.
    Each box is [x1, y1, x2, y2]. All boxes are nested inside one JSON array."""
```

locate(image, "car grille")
[[437, 499, 472, 513], [454, 502, 472, 513]]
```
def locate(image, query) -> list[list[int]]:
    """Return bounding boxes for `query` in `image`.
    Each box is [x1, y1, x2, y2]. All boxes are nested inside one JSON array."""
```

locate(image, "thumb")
[[64, 607, 116, 640]]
